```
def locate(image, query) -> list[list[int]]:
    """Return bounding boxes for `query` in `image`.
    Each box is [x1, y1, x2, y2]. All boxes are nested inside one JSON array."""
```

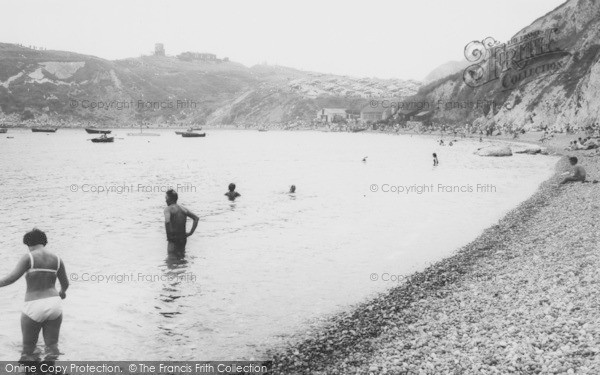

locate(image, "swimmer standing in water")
[[0, 228, 69, 361], [225, 183, 241, 201], [433, 153, 439, 166], [164, 189, 199, 256], [289, 185, 296, 193]]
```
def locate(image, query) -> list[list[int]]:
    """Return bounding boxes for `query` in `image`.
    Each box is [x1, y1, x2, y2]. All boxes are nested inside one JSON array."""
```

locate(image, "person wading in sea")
[[0, 228, 69, 361], [225, 183, 241, 201], [164, 189, 199, 256]]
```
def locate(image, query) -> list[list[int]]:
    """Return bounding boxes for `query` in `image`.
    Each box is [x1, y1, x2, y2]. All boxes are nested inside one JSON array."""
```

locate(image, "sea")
[[0, 128, 558, 360]]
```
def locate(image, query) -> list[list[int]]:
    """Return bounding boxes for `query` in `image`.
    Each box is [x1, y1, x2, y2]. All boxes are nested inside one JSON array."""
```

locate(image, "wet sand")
[[268, 131, 600, 374]]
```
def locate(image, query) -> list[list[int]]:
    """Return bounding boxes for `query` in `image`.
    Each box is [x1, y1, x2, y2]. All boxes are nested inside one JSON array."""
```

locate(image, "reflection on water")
[[0, 129, 558, 360], [159, 255, 189, 318]]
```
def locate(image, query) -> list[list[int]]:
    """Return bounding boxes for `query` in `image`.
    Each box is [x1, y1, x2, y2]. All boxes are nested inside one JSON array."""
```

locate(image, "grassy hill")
[[0, 44, 419, 127]]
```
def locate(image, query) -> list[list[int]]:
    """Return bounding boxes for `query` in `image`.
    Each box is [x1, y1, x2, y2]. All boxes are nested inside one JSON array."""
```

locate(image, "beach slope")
[[270, 138, 600, 374]]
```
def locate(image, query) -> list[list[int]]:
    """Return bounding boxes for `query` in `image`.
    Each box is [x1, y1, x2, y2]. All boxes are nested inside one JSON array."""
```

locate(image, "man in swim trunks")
[[560, 156, 587, 184], [225, 183, 241, 201], [0, 228, 69, 360], [164, 189, 199, 255]]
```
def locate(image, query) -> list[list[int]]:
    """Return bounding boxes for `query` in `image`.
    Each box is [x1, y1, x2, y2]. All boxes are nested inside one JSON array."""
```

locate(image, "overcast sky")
[[2, 0, 565, 80]]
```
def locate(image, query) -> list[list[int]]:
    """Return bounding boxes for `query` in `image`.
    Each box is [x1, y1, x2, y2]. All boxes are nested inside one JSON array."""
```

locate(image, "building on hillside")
[[177, 52, 219, 62], [154, 43, 165, 56], [317, 108, 348, 123], [197, 53, 217, 61], [360, 103, 392, 123]]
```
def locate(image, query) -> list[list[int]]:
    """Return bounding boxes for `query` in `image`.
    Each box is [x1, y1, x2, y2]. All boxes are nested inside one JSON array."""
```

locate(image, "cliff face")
[[423, 60, 470, 84], [412, 0, 600, 133], [0, 44, 418, 126]]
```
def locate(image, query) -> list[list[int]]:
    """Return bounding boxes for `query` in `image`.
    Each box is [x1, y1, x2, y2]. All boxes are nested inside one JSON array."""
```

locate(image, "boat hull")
[[181, 132, 206, 138], [91, 137, 114, 143], [32, 128, 57, 133], [85, 128, 112, 134], [0, 128, 7, 134]]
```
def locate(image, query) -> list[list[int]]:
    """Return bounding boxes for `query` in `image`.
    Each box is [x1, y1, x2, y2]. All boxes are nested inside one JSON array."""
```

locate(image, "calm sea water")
[[0, 129, 557, 360]]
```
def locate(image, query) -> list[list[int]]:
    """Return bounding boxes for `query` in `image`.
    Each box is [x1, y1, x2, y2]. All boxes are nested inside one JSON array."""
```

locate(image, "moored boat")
[[85, 128, 112, 134], [181, 132, 206, 138], [90, 136, 114, 143], [32, 127, 58, 133], [0, 128, 7, 134], [176, 127, 201, 135]]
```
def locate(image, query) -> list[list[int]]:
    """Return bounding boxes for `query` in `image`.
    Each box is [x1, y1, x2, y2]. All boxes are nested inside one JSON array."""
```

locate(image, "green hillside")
[[0, 43, 419, 127]]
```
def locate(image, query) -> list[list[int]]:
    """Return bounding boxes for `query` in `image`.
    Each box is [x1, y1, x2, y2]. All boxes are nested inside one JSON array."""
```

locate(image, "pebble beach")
[[268, 133, 600, 374]]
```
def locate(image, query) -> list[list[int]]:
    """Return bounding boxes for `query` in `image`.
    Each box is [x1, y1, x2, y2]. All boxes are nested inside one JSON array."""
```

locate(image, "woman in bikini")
[[0, 228, 69, 360]]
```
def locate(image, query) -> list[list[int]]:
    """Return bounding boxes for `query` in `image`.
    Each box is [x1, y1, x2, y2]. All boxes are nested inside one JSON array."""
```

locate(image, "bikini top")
[[28, 252, 61, 274]]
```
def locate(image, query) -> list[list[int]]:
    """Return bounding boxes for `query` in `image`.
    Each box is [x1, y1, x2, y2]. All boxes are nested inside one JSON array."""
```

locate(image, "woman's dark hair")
[[23, 228, 48, 247], [569, 156, 578, 163], [166, 189, 178, 202], [433, 153, 437, 157], [228, 183, 236, 191]]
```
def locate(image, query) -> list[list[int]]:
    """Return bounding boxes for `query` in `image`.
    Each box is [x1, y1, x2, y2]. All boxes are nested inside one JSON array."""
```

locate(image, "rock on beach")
[[474, 145, 513, 157], [514, 144, 543, 154]]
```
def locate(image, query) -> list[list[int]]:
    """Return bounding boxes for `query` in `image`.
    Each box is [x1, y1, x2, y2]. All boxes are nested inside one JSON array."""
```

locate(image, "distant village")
[[315, 103, 431, 130]]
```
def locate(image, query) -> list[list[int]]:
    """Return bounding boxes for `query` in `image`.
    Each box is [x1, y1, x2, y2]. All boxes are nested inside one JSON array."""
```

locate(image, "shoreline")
[[267, 133, 600, 373]]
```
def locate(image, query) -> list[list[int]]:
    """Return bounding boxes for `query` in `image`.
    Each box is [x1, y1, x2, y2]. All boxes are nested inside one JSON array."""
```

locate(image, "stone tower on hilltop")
[[154, 43, 165, 56]]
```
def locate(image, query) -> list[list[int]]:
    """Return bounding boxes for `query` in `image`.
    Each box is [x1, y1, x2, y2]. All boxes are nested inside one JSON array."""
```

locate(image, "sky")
[[1, 0, 566, 80]]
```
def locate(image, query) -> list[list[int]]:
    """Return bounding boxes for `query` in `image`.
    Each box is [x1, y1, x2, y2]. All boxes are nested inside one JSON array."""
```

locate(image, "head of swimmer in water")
[[569, 156, 578, 166], [23, 228, 48, 250], [433, 153, 437, 158], [289, 185, 296, 193], [165, 189, 178, 205], [228, 183, 236, 192]]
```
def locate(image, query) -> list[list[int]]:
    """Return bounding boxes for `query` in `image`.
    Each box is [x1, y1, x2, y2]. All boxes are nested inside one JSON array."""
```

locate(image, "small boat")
[[90, 135, 114, 143], [176, 127, 202, 135], [181, 132, 206, 138], [85, 128, 112, 134], [351, 127, 368, 133], [32, 127, 58, 133], [258, 128, 268, 132], [0, 128, 7, 134]]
